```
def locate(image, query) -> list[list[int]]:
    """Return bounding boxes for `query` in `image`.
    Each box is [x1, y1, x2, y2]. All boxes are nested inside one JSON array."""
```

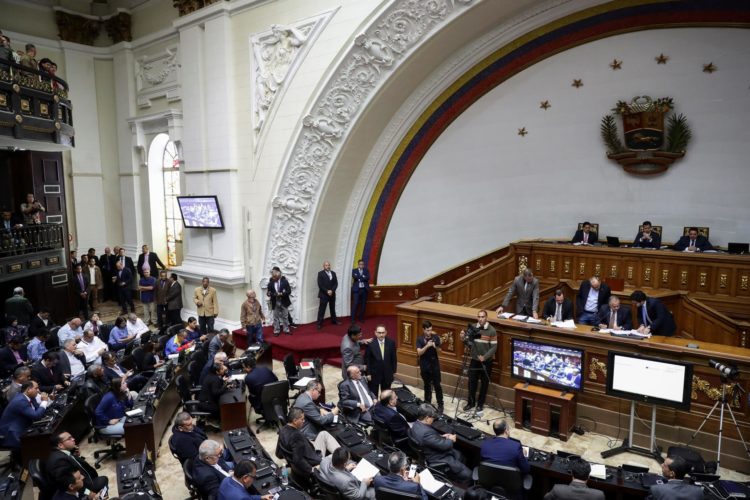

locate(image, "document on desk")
[[229, 373, 245, 381], [526, 318, 543, 324], [294, 376, 315, 388], [246, 345, 261, 352], [499, 312, 514, 319], [351, 458, 380, 481], [590, 463, 607, 479], [419, 468, 446, 494], [125, 408, 143, 417], [512, 315, 528, 321], [552, 320, 576, 328]]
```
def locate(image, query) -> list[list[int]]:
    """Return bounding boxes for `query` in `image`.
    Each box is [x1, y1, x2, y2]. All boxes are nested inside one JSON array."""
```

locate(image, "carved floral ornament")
[[261, 0, 474, 313]]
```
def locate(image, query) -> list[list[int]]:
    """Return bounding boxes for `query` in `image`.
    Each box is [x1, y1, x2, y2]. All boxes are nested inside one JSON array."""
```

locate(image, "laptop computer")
[[727, 242, 749, 255], [121, 445, 148, 480], [606, 236, 621, 247]]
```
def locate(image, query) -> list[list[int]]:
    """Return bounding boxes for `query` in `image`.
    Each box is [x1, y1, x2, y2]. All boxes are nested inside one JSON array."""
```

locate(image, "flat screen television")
[[177, 196, 224, 229], [606, 351, 693, 410], [510, 338, 584, 392]]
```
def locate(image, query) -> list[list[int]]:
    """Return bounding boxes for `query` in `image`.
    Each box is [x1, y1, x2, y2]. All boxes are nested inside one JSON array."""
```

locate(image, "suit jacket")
[[266, 277, 291, 309], [166, 281, 183, 310], [341, 334, 365, 379], [194, 286, 219, 317], [46, 449, 101, 493], [198, 372, 227, 414], [244, 366, 278, 411], [647, 479, 703, 500], [114, 267, 133, 290], [116, 255, 136, 278], [572, 229, 598, 245], [71, 272, 90, 295], [544, 480, 605, 500], [0, 346, 28, 377], [319, 454, 374, 500], [636, 298, 676, 336], [4, 295, 33, 325], [364, 337, 397, 388], [542, 297, 574, 321], [317, 270, 338, 298], [632, 231, 661, 249], [338, 378, 375, 424], [479, 436, 529, 474], [0, 393, 47, 448], [674, 235, 713, 252], [351, 267, 370, 292], [576, 281, 611, 315], [29, 315, 55, 339], [192, 457, 232, 498], [373, 473, 426, 500], [169, 424, 207, 463], [502, 275, 540, 314], [86, 266, 103, 290], [57, 350, 86, 378], [294, 391, 334, 440], [597, 304, 633, 330], [372, 403, 409, 442], [218, 476, 262, 500], [136, 252, 165, 277], [99, 254, 115, 274], [31, 361, 65, 393], [277, 424, 321, 475], [408, 420, 456, 464], [155, 279, 170, 306]]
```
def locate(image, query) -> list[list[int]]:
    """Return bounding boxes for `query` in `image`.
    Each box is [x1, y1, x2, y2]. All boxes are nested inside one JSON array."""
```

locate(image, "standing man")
[[138, 268, 157, 326], [497, 269, 539, 319], [317, 261, 339, 329], [416, 320, 443, 412], [542, 289, 574, 322], [166, 273, 183, 326], [266, 266, 291, 337], [113, 260, 135, 315], [136, 244, 166, 279], [460, 310, 497, 414], [116, 247, 137, 280], [155, 270, 170, 329], [86, 258, 103, 311], [365, 325, 397, 395], [351, 259, 370, 324], [572, 221, 598, 245], [240, 290, 265, 345], [630, 290, 676, 337], [5, 287, 33, 326], [340, 325, 373, 379], [632, 221, 661, 249], [194, 277, 219, 334], [576, 276, 611, 326], [99, 247, 115, 302]]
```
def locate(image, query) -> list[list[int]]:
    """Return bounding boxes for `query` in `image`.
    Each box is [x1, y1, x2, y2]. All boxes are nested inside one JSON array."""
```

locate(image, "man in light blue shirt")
[[575, 277, 611, 326], [27, 329, 49, 362], [57, 318, 83, 346]]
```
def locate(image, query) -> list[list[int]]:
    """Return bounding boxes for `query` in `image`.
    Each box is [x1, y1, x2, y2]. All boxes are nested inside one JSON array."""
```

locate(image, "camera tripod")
[[686, 379, 750, 472], [451, 340, 508, 422]]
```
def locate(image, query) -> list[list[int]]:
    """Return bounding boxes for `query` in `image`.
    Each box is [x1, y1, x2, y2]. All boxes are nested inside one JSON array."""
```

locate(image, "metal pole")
[[628, 400, 635, 447], [650, 405, 657, 453], [717, 385, 726, 473]]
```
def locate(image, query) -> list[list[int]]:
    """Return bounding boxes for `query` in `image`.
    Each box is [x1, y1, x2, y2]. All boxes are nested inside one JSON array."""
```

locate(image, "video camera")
[[463, 323, 481, 343]]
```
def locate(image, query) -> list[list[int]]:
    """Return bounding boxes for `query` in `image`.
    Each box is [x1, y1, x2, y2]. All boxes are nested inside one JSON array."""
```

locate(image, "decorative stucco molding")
[[135, 45, 181, 109]]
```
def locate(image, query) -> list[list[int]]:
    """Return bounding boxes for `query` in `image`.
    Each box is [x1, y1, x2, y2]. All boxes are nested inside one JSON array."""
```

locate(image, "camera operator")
[[460, 310, 497, 414]]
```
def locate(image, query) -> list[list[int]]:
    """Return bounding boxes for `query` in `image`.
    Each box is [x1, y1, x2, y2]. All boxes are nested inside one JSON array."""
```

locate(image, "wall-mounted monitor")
[[510, 338, 584, 392], [606, 351, 693, 410], [177, 196, 224, 229]]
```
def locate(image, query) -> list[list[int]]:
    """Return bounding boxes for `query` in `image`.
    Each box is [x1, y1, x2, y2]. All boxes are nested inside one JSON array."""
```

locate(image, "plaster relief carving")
[[135, 46, 181, 109], [262, 0, 474, 319]]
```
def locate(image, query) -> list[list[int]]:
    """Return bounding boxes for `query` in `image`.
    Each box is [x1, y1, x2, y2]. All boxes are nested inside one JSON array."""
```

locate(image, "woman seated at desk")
[[95, 377, 133, 436]]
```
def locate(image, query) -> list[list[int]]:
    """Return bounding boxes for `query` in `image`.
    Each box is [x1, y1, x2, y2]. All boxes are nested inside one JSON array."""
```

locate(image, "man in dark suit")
[[339, 365, 376, 425], [480, 420, 529, 473], [647, 455, 703, 500], [340, 324, 372, 379], [277, 407, 323, 475], [497, 269, 540, 318], [632, 221, 661, 249], [542, 289, 574, 322], [116, 247, 137, 279], [31, 351, 65, 393], [572, 221, 598, 245], [169, 412, 208, 463], [46, 431, 108, 495], [29, 308, 55, 339], [576, 276, 611, 325], [317, 261, 339, 329], [674, 227, 713, 253], [0, 336, 28, 377], [136, 244, 166, 278], [408, 404, 472, 483], [372, 451, 427, 500], [631, 290, 676, 337], [50, 469, 86, 500], [597, 296, 632, 331], [293, 380, 340, 454], [192, 439, 233, 498], [242, 357, 278, 414], [544, 457, 605, 500], [266, 266, 292, 336], [99, 247, 115, 302], [0, 381, 49, 451], [351, 259, 370, 323], [166, 272, 183, 326], [4, 287, 33, 326], [365, 325, 397, 394], [198, 363, 229, 419], [71, 263, 90, 319], [372, 390, 409, 442], [113, 260, 135, 314]]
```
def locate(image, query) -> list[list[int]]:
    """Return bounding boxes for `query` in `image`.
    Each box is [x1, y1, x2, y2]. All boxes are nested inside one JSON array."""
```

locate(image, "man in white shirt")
[[76, 329, 108, 365], [57, 318, 83, 346], [126, 312, 150, 340], [61, 339, 85, 378]]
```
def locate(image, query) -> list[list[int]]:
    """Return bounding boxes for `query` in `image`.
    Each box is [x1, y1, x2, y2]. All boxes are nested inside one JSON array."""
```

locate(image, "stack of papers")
[[499, 312, 514, 319], [526, 318, 542, 324], [590, 463, 607, 479], [552, 320, 576, 328], [512, 315, 528, 321], [351, 458, 380, 481], [294, 376, 315, 388], [609, 329, 651, 338], [229, 373, 245, 381], [418, 468, 446, 495]]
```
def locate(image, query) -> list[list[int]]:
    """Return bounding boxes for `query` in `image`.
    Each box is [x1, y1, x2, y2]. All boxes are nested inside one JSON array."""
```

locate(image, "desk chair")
[[406, 436, 450, 477], [312, 468, 344, 500], [181, 457, 201, 499], [83, 394, 125, 468], [131, 347, 146, 372], [275, 440, 313, 493], [98, 324, 113, 344], [175, 374, 211, 418], [477, 462, 528, 500], [371, 416, 409, 451], [638, 224, 662, 236], [683, 226, 710, 238], [28, 458, 55, 500], [283, 353, 300, 387], [257, 380, 290, 433], [45, 326, 61, 350], [375, 487, 422, 500], [187, 360, 203, 388]]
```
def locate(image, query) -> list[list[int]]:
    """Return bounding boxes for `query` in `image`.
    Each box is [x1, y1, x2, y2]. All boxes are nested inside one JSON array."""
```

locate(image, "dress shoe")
[[332, 320, 341, 325], [463, 402, 475, 412], [437, 405, 444, 414], [273, 332, 280, 337], [284, 331, 292, 335], [476, 406, 484, 414], [316, 324, 322, 330]]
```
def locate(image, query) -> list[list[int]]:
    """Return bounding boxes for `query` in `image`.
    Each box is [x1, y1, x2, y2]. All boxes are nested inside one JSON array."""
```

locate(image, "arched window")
[[161, 140, 182, 266], [147, 133, 182, 267]]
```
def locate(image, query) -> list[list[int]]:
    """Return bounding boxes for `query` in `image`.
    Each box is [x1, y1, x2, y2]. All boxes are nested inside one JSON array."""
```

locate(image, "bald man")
[[317, 261, 340, 330]]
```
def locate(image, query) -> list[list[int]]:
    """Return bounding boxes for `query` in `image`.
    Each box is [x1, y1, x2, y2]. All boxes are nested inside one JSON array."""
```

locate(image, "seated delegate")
[[632, 220, 661, 249], [674, 227, 713, 253]]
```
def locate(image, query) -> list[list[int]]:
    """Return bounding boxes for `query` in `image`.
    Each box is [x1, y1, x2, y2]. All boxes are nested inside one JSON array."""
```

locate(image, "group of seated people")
[[573, 221, 715, 252]]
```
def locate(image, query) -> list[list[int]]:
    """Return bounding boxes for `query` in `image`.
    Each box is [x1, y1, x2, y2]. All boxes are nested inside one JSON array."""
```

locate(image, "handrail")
[[1, 223, 65, 257], [0, 58, 70, 96]]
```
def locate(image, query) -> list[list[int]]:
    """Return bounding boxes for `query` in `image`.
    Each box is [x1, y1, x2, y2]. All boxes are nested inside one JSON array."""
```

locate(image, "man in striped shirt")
[[460, 310, 497, 414]]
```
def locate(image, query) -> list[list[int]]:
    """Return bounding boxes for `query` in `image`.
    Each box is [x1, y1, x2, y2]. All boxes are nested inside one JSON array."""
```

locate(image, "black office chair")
[[167, 434, 182, 462], [45, 326, 61, 350], [187, 360, 203, 388], [131, 347, 146, 371], [477, 462, 525, 500], [175, 374, 211, 418], [98, 323, 113, 344], [375, 487, 422, 499], [181, 457, 201, 499], [406, 436, 450, 476], [257, 380, 289, 433], [28, 458, 55, 500], [83, 394, 125, 468], [312, 468, 344, 500], [283, 353, 300, 386]]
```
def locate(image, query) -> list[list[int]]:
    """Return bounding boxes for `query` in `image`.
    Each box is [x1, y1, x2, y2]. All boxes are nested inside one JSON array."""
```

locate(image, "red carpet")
[[264, 315, 397, 367]]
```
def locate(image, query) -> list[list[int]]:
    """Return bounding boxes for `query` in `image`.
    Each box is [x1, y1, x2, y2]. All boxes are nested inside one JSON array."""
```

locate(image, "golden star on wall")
[[517, 127, 528, 137], [540, 100, 551, 110], [572, 79, 583, 88], [655, 53, 669, 64], [609, 59, 622, 70], [703, 62, 717, 73]]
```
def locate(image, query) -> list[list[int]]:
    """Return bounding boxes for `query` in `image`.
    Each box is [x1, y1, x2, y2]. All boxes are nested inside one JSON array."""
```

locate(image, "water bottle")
[[280, 466, 289, 486]]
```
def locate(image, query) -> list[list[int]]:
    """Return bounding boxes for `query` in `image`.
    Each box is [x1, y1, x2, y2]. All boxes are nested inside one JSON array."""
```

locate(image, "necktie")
[[78, 274, 84, 290], [609, 311, 616, 329], [642, 306, 651, 326], [584, 233, 588, 243], [354, 380, 372, 408], [524, 282, 528, 292], [380, 341, 385, 358], [555, 304, 561, 322]]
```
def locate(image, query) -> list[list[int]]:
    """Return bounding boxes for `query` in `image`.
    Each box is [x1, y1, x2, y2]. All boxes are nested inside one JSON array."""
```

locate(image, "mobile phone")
[[408, 464, 417, 479]]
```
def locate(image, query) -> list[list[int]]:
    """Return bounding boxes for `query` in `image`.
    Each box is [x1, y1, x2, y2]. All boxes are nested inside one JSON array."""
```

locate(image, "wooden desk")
[[123, 375, 181, 459], [219, 387, 247, 431], [514, 383, 577, 441], [20, 394, 89, 466]]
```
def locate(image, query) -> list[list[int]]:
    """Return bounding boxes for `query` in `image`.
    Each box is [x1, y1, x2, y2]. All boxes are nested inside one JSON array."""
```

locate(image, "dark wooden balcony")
[[0, 223, 66, 282]]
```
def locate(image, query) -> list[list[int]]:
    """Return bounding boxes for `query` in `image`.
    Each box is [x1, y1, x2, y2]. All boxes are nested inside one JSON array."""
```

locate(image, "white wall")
[[378, 28, 750, 284]]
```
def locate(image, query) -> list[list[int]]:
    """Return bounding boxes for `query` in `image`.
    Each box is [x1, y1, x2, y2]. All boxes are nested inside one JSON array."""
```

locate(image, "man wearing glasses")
[[46, 431, 109, 497], [218, 460, 273, 500], [192, 440, 234, 498]]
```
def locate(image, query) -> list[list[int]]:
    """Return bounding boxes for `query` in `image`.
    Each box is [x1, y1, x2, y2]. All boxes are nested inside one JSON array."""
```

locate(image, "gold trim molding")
[[589, 357, 607, 380], [691, 375, 740, 408]]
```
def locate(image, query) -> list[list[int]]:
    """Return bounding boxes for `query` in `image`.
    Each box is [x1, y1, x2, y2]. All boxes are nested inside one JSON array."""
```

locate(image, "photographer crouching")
[[460, 310, 497, 415]]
